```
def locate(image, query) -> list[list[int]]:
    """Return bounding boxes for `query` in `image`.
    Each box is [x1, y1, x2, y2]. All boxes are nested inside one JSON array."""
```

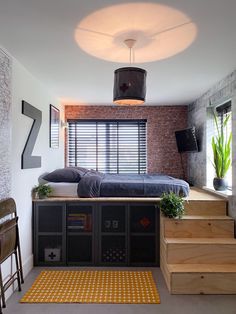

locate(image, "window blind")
[[67, 120, 147, 174]]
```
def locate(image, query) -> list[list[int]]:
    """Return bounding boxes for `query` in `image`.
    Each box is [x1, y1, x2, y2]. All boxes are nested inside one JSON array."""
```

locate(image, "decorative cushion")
[[83, 169, 104, 177], [43, 167, 85, 183]]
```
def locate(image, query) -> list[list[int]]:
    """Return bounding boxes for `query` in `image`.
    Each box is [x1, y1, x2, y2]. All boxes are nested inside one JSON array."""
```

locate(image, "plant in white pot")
[[211, 111, 232, 191]]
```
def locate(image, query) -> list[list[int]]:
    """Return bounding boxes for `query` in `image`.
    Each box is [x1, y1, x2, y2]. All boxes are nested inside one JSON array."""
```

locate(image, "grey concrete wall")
[[0, 48, 11, 199], [188, 70, 236, 219]]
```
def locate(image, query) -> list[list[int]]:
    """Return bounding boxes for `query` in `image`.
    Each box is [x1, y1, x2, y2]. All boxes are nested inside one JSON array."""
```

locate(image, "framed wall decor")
[[50, 105, 60, 148]]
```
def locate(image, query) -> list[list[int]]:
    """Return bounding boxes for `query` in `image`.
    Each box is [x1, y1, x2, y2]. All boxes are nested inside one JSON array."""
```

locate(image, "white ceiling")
[[0, 0, 236, 106]]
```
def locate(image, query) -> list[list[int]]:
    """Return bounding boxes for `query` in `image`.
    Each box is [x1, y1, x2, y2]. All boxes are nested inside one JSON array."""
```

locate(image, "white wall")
[[3, 56, 64, 297]]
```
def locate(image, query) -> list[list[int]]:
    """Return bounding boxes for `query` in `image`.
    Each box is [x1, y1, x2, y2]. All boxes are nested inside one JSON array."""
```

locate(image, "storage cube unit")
[[33, 201, 159, 266], [67, 204, 94, 265], [33, 202, 66, 265]]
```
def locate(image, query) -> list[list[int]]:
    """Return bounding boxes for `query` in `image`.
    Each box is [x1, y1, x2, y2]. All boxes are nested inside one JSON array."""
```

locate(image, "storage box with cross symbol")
[[44, 248, 61, 262]]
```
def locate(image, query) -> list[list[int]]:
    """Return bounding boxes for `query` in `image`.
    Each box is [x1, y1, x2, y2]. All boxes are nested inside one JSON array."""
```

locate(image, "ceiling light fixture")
[[75, 3, 197, 63], [113, 39, 147, 105]]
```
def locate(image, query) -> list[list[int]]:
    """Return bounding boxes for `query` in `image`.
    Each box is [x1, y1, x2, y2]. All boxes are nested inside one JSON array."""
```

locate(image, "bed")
[[42, 167, 189, 198]]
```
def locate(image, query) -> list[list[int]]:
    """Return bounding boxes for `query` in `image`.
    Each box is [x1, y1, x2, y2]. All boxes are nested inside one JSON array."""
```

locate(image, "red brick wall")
[[64, 105, 188, 179]]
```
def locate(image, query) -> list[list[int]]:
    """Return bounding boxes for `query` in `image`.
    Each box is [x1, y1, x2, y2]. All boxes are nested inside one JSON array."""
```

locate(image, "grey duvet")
[[77, 172, 189, 198]]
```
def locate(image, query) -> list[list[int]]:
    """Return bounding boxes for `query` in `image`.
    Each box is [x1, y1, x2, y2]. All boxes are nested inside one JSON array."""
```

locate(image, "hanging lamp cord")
[[129, 46, 135, 64]]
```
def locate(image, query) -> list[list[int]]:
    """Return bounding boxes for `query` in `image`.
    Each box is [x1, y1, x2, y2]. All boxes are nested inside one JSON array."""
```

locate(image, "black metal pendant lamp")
[[113, 39, 147, 105]]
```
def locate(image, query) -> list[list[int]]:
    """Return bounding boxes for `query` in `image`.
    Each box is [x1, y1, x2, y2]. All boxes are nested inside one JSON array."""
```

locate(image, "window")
[[216, 102, 232, 189], [206, 100, 232, 189], [67, 120, 147, 174]]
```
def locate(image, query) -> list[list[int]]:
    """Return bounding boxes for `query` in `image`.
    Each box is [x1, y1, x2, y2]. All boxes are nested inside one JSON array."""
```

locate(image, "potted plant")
[[33, 184, 53, 199], [211, 110, 232, 191], [159, 192, 185, 219]]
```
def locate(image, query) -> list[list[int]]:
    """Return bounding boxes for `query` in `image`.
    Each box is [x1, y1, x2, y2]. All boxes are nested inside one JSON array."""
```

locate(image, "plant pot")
[[213, 177, 228, 191], [38, 193, 47, 199]]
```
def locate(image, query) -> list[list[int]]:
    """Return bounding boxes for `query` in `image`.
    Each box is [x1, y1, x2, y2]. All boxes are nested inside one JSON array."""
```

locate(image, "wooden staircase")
[[160, 189, 236, 294]]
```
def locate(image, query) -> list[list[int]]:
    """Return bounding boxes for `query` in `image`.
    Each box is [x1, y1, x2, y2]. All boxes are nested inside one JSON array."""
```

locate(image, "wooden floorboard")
[[186, 188, 227, 201]]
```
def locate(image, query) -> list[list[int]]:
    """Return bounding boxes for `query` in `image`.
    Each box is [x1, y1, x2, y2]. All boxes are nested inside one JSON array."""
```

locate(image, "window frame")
[[215, 101, 232, 190]]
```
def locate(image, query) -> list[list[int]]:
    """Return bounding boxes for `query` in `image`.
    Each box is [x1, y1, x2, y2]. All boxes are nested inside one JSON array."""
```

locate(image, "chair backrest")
[[0, 218, 17, 262], [0, 198, 16, 219]]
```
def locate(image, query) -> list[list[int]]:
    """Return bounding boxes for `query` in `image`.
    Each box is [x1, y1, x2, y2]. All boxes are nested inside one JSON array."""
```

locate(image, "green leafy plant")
[[211, 111, 232, 178], [160, 192, 185, 218], [33, 184, 53, 198]]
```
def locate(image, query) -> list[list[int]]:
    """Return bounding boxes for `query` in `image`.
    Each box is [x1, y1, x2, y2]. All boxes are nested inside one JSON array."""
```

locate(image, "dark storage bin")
[[130, 205, 156, 233], [130, 235, 156, 264], [38, 235, 62, 262], [38, 205, 63, 232], [101, 235, 126, 263], [67, 235, 92, 263], [101, 205, 126, 233]]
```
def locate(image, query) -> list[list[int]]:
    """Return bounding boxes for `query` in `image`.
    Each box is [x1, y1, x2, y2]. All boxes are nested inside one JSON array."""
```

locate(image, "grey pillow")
[[43, 168, 83, 183], [72, 166, 90, 177], [71, 167, 104, 177], [84, 169, 104, 178]]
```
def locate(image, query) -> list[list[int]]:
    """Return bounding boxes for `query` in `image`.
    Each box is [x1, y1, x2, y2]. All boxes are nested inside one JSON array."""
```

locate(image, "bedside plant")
[[33, 184, 53, 199], [160, 192, 185, 219]]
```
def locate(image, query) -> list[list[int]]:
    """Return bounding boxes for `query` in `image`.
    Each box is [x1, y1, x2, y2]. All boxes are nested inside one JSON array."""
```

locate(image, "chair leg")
[[14, 251, 21, 292], [0, 265, 6, 308], [16, 227, 24, 284]]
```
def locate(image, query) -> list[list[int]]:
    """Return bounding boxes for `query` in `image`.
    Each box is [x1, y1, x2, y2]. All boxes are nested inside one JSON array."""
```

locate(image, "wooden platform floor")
[[36, 187, 225, 202], [186, 188, 227, 201]]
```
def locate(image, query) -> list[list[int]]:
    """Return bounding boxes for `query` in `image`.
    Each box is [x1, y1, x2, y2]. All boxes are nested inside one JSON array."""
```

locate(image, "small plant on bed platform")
[[33, 184, 53, 199], [160, 192, 185, 219]]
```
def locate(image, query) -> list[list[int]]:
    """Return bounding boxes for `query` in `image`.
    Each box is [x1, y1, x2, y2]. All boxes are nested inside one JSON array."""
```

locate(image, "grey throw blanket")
[[100, 174, 189, 197], [77, 172, 104, 197], [77, 172, 189, 198]]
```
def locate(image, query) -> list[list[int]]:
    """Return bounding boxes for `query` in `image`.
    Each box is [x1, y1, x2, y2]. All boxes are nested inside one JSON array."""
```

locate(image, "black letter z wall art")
[[21, 100, 42, 169]]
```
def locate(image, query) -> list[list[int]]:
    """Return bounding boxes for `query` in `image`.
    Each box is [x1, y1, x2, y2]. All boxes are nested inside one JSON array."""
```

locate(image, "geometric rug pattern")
[[20, 270, 160, 304]]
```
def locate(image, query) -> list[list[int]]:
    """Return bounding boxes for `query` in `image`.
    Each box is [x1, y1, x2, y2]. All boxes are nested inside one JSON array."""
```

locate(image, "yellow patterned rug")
[[20, 270, 160, 304]]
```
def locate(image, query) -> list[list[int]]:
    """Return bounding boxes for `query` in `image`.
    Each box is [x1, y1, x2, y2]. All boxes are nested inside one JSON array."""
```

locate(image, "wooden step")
[[160, 188, 236, 294], [166, 264, 236, 294], [164, 238, 236, 264], [184, 200, 227, 216], [162, 215, 234, 238]]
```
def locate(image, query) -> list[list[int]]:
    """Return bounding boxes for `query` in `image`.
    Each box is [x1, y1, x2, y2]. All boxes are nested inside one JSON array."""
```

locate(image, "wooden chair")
[[0, 198, 24, 313]]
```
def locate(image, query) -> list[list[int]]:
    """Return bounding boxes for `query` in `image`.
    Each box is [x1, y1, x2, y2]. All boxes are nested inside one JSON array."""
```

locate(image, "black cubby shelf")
[[33, 200, 160, 266], [33, 202, 66, 266], [67, 203, 94, 265]]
